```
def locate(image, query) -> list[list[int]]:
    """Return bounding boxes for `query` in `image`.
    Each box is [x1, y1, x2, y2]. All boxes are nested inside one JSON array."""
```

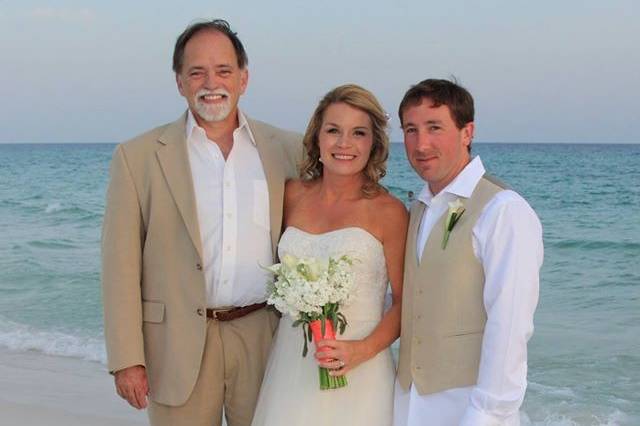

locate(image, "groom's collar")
[[417, 156, 486, 206]]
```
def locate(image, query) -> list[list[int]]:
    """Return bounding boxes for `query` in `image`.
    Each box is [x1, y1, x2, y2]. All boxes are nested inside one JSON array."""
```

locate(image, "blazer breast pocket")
[[142, 300, 165, 323]]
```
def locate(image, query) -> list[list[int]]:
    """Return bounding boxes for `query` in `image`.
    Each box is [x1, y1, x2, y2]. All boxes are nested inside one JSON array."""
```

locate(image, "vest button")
[[196, 263, 203, 270], [196, 308, 204, 316]]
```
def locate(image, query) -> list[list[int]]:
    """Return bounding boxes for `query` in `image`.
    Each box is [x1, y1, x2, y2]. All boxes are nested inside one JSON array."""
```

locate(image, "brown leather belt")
[[206, 302, 267, 321]]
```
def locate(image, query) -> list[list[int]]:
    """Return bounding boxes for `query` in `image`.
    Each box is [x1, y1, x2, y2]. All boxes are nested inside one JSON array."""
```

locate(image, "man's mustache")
[[195, 88, 230, 100]]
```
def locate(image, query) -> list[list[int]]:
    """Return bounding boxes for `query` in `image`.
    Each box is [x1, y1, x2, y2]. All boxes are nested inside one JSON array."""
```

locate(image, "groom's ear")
[[461, 122, 475, 148]]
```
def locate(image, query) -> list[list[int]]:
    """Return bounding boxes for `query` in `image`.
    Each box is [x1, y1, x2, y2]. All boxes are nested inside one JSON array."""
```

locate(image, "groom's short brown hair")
[[398, 78, 474, 130]]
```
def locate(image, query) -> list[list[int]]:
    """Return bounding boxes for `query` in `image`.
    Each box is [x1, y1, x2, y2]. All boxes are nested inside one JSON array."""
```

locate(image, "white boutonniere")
[[442, 199, 465, 249]]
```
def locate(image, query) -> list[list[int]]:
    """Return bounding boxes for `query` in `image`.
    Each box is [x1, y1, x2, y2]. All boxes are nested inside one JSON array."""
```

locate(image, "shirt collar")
[[417, 156, 486, 206], [185, 109, 256, 146]]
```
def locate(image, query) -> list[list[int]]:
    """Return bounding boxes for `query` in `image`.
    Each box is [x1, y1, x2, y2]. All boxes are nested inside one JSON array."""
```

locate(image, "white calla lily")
[[442, 198, 466, 249]]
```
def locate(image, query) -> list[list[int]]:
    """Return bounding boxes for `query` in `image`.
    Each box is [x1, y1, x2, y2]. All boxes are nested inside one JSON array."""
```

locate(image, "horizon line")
[[1, 140, 639, 146]]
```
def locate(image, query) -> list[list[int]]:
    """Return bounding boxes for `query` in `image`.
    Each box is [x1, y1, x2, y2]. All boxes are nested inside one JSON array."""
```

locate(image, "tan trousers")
[[148, 308, 279, 426]]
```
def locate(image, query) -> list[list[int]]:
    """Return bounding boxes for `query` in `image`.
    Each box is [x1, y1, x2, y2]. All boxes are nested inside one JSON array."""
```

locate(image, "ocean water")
[[0, 142, 638, 425]]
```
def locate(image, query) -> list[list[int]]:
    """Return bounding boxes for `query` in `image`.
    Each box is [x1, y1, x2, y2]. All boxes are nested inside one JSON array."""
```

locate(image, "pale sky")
[[1, 0, 638, 143]]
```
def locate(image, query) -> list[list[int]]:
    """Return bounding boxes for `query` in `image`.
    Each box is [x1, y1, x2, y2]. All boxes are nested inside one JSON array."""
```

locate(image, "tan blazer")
[[101, 112, 301, 406]]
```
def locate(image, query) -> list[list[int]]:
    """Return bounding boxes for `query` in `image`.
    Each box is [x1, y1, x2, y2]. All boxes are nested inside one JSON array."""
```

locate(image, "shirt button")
[[225, 181, 230, 187], [226, 213, 232, 219], [226, 245, 231, 251], [415, 314, 422, 320]]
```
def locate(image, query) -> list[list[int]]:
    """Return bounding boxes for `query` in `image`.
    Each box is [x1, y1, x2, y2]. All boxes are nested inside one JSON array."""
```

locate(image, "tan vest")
[[397, 175, 507, 395]]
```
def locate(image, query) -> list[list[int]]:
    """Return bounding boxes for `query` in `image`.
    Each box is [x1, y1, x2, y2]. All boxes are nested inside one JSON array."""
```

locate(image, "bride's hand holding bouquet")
[[314, 337, 375, 377], [265, 253, 355, 390]]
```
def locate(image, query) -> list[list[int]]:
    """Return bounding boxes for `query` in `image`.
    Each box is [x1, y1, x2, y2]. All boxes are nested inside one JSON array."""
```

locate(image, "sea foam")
[[45, 202, 63, 213], [0, 317, 106, 364]]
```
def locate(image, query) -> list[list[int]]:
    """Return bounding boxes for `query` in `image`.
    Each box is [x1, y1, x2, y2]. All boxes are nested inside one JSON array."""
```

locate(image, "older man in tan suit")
[[101, 19, 301, 426]]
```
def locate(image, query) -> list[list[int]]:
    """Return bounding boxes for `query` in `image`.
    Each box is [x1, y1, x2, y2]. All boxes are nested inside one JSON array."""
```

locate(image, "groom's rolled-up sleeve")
[[101, 144, 146, 374], [460, 190, 543, 426]]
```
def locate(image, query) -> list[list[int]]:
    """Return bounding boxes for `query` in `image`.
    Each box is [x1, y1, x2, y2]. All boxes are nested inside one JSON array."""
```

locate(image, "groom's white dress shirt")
[[394, 157, 543, 426], [186, 110, 273, 309]]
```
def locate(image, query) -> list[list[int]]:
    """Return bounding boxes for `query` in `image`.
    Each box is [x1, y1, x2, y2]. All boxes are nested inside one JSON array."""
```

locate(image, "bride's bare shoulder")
[[284, 179, 320, 214], [285, 178, 304, 196], [285, 179, 314, 201], [373, 191, 408, 217], [371, 191, 409, 236]]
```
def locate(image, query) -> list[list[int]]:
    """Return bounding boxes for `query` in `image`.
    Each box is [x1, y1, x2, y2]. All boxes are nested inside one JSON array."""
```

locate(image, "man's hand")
[[114, 365, 149, 409]]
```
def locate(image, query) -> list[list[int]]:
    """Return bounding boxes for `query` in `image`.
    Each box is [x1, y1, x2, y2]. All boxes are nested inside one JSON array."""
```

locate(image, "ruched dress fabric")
[[251, 227, 395, 426]]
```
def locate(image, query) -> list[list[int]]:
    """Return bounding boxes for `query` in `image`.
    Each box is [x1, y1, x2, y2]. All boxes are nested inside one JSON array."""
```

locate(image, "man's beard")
[[193, 88, 233, 122]]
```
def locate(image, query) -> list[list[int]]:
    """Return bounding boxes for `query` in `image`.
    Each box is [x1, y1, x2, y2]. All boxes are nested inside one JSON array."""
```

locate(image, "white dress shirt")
[[186, 110, 273, 308], [394, 156, 543, 426]]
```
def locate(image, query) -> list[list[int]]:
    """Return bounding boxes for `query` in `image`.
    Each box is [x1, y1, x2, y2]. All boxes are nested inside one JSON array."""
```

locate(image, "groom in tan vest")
[[102, 20, 300, 426], [394, 79, 543, 425]]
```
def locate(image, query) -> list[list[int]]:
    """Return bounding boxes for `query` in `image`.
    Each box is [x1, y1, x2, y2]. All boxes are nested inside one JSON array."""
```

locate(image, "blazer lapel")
[[247, 117, 285, 256], [156, 112, 203, 261]]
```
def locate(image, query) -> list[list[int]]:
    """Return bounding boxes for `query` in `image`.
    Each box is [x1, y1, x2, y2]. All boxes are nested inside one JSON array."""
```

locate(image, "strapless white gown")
[[251, 227, 395, 426]]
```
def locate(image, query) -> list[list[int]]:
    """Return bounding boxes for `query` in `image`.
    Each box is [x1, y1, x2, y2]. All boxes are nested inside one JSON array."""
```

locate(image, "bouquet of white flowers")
[[265, 253, 354, 390]]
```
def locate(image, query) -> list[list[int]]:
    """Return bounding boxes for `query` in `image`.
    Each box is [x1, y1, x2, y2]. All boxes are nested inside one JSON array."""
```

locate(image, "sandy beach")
[[0, 348, 147, 426]]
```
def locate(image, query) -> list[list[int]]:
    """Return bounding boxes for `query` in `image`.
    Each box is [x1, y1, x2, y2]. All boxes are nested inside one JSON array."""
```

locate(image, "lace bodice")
[[278, 226, 389, 325]]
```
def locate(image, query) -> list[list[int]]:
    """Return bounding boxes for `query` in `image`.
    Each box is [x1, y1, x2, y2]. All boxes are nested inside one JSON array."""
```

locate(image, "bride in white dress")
[[251, 84, 408, 426]]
